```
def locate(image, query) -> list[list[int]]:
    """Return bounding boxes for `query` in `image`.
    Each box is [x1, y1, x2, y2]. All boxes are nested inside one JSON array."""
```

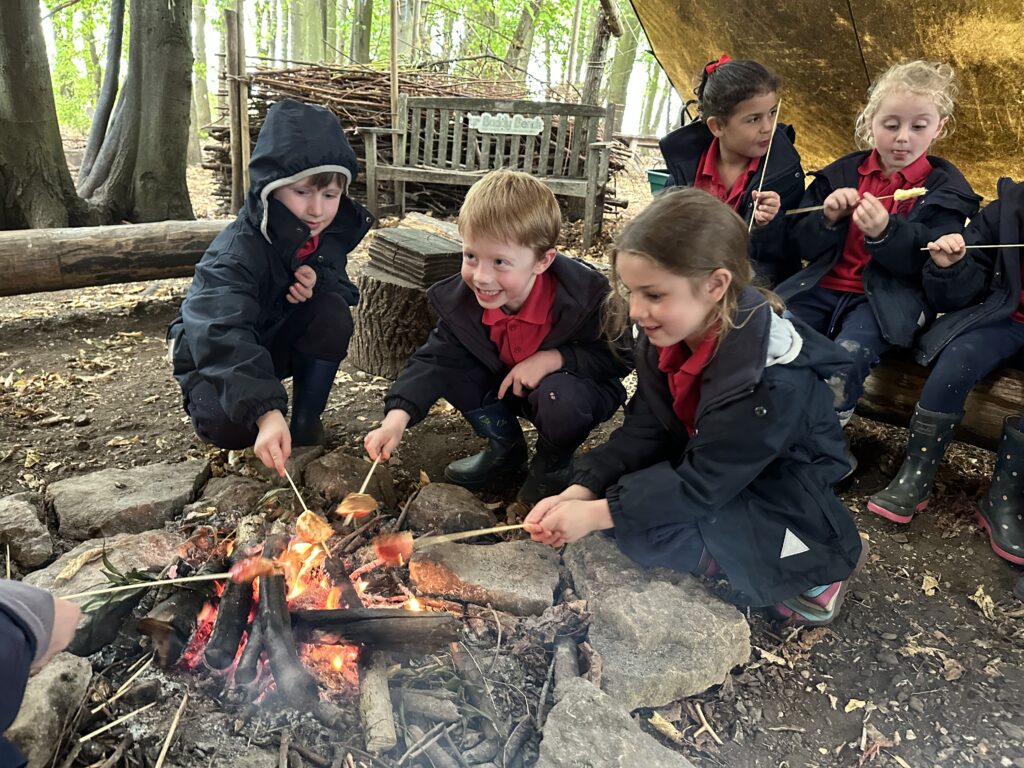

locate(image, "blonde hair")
[[854, 60, 957, 148], [605, 188, 781, 347], [457, 170, 561, 256]]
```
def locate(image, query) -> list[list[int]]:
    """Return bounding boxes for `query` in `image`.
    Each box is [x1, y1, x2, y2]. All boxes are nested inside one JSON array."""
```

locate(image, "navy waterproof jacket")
[[916, 178, 1024, 365], [775, 151, 981, 348], [384, 255, 633, 426], [659, 120, 806, 285], [572, 288, 864, 606], [167, 99, 373, 429]]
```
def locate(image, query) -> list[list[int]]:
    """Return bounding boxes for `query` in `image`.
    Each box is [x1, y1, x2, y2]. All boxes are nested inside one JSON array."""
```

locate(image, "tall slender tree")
[[505, 0, 541, 79], [193, 0, 212, 130], [349, 0, 372, 63], [605, 3, 639, 132]]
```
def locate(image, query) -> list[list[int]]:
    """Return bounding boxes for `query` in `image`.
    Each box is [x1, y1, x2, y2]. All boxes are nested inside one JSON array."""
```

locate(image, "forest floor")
[[1, 164, 1022, 767]]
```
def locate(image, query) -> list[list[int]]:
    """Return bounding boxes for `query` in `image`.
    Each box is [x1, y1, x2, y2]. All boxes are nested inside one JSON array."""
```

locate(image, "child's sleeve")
[[181, 257, 288, 427], [572, 391, 675, 496], [748, 162, 806, 285], [0, 581, 55, 733], [921, 199, 1002, 312], [786, 179, 847, 268], [604, 377, 801, 536], [382, 320, 481, 427], [556, 334, 634, 381]]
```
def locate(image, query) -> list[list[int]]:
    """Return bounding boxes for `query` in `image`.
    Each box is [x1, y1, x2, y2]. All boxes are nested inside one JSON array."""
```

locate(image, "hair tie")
[[705, 54, 731, 75]]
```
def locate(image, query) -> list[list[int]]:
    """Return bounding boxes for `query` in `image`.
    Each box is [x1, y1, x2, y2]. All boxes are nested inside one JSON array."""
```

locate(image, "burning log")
[[258, 535, 321, 707], [137, 559, 224, 667], [233, 618, 264, 685], [290, 607, 460, 653], [203, 577, 254, 670]]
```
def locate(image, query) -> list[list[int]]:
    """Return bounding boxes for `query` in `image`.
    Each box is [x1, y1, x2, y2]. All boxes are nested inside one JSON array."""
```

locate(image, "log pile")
[[203, 63, 631, 216]]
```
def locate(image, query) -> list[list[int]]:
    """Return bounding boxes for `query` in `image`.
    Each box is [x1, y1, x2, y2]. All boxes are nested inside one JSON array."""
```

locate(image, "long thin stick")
[[5, 543, 9, 579], [358, 456, 382, 494], [284, 468, 310, 513], [79, 702, 156, 743], [417, 523, 525, 549], [90, 654, 154, 714], [153, 692, 188, 768], [748, 97, 782, 233], [63, 572, 232, 602], [919, 243, 1024, 251], [786, 190, 918, 216]]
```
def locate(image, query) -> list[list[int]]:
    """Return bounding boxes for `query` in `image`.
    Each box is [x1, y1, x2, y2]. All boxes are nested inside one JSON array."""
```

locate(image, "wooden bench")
[[859, 351, 1024, 450], [362, 95, 614, 248]]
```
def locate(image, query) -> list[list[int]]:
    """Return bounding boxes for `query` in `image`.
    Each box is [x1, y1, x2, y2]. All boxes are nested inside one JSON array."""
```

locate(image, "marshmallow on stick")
[[786, 186, 927, 216]]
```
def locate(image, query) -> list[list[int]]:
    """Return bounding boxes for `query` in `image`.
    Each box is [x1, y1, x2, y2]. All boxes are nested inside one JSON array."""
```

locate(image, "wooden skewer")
[[786, 188, 927, 216], [748, 97, 782, 234], [919, 243, 1024, 251], [283, 467, 310, 513], [416, 523, 525, 549], [153, 692, 189, 768], [359, 455, 382, 494], [63, 572, 233, 602], [79, 702, 156, 743]]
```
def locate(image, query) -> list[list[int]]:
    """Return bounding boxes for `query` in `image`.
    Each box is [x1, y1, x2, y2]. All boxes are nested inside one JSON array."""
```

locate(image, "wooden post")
[[236, 1, 251, 195], [389, 0, 400, 161], [580, 11, 612, 107], [224, 9, 244, 211]]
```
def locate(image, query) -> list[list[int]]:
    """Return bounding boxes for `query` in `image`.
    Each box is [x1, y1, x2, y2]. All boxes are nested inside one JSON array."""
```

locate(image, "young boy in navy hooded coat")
[[168, 99, 373, 475]]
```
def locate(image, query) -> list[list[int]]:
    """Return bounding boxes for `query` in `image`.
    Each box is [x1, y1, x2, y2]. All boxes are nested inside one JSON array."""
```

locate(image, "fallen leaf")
[[648, 712, 686, 746], [754, 645, 789, 667], [23, 448, 40, 468], [829, 694, 838, 710], [106, 435, 140, 447], [418, 470, 430, 487], [53, 547, 105, 587], [921, 574, 939, 596], [844, 698, 867, 713], [942, 657, 964, 681], [969, 585, 996, 620]]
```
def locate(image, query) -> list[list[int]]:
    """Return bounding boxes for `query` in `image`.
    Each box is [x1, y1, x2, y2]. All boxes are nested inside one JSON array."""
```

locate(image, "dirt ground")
[[1, 166, 1022, 767]]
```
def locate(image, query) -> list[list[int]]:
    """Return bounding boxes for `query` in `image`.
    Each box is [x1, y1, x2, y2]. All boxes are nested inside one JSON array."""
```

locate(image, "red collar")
[[696, 137, 761, 185], [657, 328, 719, 375], [859, 149, 932, 187], [482, 271, 554, 326]]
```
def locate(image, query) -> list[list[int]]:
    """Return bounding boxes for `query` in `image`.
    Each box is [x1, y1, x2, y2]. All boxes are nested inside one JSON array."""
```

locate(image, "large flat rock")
[[49, 460, 209, 540], [536, 677, 696, 768], [24, 529, 184, 655], [404, 482, 496, 533], [0, 492, 52, 568], [564, 534, 750, 710], [7, 653, 92, 768], [410, 539, 560, 615], [181, 474, 267, 519]]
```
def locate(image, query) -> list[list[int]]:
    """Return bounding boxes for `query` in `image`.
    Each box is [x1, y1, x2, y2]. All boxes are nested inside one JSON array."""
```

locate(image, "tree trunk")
[[305, 0, 321, 61], [79, 0, 125, 184], [336, 0, 349, 62], [78, 0, 195, 222], [580, 12, 610, 106], [193, 0, 213, 130], [289, 0, 306, 60], [605, 5, 639, 132], [505, 0, 541, 79], [324, 0, 337, 59], [267, 0, 278, 63], [279, 0, 290, 60], [86, 26, 103, 98], [396, 0, 415, 61], [0, 0, 95, 229], [566, 0, 583, 86], [188, 90, 203, 164], [350, 0, 372, 64], [654, 75, 671, 135], [639, 58, 658, 134]]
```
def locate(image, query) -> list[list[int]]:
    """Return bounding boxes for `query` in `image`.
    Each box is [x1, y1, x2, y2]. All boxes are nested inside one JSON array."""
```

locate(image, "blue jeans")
[[920, 318, 1024, 413], [786, 286, 891, 412]]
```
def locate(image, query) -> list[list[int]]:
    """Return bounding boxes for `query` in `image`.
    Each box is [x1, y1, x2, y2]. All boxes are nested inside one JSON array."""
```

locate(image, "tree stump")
[[349, 265, 439, 380]]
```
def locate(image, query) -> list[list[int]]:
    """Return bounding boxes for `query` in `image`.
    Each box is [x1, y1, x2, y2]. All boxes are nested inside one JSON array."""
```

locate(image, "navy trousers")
[[443, 365, 625, 453], [786, 286, 891, 412], [185, 290, 353, 449], [919, 318, 1024, 413]]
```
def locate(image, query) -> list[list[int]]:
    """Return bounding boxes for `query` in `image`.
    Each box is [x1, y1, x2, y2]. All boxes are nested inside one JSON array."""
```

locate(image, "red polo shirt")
[[820, 150, 931, 294], [483, 271, 557, 368], [295, 235, 320, 261], [693, 138, 760, 212], [1012, 251, 1024, 323], [657, 328, 719, 436]]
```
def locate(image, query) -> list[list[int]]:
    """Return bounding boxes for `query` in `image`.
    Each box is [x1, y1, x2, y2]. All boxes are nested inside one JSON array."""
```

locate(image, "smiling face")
[[460, 233, 555, 313], [868, 90, 946, 176], [707, 91, 778, 163], [273, 178, 344, 237], [615, 251, 732, 349]]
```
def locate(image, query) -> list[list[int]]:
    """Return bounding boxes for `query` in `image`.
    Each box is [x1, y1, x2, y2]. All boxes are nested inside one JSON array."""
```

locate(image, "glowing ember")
[[404, 596, 422, 612], [325, 587, 342, 610]]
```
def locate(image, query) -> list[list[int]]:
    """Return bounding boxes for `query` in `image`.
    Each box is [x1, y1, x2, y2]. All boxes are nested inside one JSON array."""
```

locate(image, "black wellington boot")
[[444, 402, 528, 489], [289, 354, 341, 446], [867, 405, 961, 524], [517, 438, 575, 507], [977, 416, 1024, 565]]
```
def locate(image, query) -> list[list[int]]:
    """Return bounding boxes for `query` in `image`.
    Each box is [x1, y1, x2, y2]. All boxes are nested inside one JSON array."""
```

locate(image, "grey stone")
[[49, 460, 209, 540], [24, 530, 184, 655], [564, 534, 750, 710], [0, 492, 53, 568], [998, 720, 1024, 742], [304, 449, 397, 507], [404, 483, 496, 534], [535, 677, 696, 768], [410, 539, 559, 615], [182, 475, 266, 519], [7, 653, 92, 768]]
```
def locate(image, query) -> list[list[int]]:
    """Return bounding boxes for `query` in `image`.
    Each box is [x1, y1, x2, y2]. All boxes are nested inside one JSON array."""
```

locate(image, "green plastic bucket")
[[647, 168, 671, 194]]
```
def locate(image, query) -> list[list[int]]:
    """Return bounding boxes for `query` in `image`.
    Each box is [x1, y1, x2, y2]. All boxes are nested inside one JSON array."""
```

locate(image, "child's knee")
[[529, 373, 598, 447]]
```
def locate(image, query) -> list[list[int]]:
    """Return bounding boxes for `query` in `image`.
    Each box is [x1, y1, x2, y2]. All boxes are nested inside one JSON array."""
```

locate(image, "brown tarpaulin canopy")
[[631, 0, 1023, 199]]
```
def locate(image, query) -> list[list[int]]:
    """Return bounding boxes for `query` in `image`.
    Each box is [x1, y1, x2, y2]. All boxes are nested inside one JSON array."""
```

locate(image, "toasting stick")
[[919, 243, 1024, 251], [748, 97, 782, 234], [373, 524, 526, 566], [785, 186, 928, 216]]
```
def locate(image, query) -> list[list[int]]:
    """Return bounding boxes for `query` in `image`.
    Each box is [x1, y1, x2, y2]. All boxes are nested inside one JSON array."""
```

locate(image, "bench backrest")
[[397, 95, 607, 179]]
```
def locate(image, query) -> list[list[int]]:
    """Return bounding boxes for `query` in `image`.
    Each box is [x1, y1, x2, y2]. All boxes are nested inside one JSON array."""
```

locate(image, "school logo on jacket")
[[780, 528, 810, 558]]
